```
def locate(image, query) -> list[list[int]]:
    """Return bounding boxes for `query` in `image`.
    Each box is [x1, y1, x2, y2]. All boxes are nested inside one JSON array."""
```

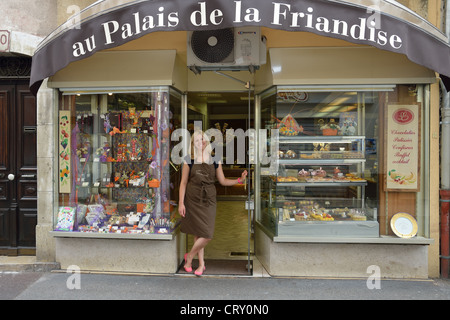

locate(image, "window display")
[[55, 88, 181, 235], [259, 87, 380, 237]]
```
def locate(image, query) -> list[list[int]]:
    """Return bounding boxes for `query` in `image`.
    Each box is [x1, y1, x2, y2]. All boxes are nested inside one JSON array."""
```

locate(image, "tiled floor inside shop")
[[186, 200, 253, 259], [182, 200, 266, 276]]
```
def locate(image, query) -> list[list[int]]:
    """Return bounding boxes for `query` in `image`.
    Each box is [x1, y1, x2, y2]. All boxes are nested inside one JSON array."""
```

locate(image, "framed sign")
[[385, 104, 420, 192]]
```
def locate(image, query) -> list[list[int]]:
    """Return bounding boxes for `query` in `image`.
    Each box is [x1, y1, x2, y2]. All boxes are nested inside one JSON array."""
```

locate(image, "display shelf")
[[278, 135, 366, 143], [278, 159, 366, 165], [274, 181, 367, 187], [259, 87, 379, 238]]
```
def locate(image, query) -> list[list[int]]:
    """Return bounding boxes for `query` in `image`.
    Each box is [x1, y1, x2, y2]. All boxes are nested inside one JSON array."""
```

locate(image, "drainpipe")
[[440, 0, 450, 279]]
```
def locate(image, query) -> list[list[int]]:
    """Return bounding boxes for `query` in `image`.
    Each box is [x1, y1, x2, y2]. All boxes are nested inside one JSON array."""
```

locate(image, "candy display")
[[68, 191, 176, 234], [57, 91, 180, 236], [275, 114, 303, 136], [55, 207, 76, 231]]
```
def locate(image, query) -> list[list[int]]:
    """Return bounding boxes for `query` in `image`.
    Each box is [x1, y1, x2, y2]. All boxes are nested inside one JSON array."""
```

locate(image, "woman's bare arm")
[[215, 163, 247, 186], [178, 163, 190, 217]]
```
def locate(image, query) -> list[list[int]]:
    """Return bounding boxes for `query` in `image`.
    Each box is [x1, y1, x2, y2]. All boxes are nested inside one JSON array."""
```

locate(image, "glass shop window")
[[55, 88, 181, 235], [259, 85, 430, 239]]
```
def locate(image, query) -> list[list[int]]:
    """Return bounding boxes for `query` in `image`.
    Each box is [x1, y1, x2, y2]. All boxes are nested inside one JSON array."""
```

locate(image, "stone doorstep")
[[0, 256, 60, 272]]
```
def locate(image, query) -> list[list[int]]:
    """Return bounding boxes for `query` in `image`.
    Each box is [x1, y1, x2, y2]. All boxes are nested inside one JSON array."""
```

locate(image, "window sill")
[[272, 235, 434, 245], [50, 230, 176, 241], [255, 222, 434, 245]]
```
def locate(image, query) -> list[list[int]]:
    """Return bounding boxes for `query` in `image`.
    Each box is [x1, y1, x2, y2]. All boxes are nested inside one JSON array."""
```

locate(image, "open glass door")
[[181, 91, 254, 276]]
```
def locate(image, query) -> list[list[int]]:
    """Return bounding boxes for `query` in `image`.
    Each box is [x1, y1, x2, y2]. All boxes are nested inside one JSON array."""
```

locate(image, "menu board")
[[386, 104, 420, 191]]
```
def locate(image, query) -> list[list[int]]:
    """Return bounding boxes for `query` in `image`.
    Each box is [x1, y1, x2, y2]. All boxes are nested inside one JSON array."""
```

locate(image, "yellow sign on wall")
[[59, 111, 71, 193], [386, 104, 420, 192]]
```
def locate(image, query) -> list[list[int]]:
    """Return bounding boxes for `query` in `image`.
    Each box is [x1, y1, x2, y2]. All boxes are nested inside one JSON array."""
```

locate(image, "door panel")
[[0, 208, 10, 247], [0, 90, 8, 172], [17, 86, 37, 169], [16, 85, 37, 248], [18, 208, 37, 247], [0, 82, 37, 253], [0, 87, 13, 249]]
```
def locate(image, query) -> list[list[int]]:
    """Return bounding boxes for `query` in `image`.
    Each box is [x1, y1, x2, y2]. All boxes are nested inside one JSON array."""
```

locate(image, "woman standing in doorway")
[[179, 130, 247, 276]]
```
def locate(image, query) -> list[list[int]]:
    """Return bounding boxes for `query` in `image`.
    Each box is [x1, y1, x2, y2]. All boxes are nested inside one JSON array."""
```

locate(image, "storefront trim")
[[54, 233, 183, 274], [268, 47, 437, 86], [255, 225, 430, 278], [50, 230, 176, 241], [255, 221, 434, 245], [273, 235, 434, 245], [30, 0, 450, 95], [48, 50, 188, 92]]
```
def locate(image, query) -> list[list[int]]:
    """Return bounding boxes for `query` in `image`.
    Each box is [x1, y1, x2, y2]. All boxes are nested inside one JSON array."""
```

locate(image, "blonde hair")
[[189, 130, 212, 162]]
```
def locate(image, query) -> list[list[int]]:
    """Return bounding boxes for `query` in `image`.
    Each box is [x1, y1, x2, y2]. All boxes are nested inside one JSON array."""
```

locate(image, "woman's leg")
[[194, 236, 205, 269], [185, 236, 211, 270]]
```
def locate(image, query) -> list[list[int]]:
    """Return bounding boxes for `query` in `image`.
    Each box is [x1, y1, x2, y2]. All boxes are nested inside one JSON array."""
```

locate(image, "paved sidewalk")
[[1, 271, 449, 301], [1, 256, 449, 303]]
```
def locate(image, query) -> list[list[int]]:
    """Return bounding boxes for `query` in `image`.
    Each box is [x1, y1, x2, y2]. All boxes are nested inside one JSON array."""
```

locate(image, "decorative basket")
[[322, 128, 338, 136]]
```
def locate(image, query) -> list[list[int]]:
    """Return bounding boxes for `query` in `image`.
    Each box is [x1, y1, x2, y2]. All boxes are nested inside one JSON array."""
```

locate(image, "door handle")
[[8, 174, 15, 181]]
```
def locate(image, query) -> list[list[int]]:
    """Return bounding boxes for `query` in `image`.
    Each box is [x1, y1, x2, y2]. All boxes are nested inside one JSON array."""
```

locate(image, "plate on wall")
[[390, 212, 418, 238]]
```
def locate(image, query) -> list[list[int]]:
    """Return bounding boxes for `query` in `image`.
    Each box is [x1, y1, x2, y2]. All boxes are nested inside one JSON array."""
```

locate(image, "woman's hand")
[[239, 170, 248, 183], [178, 204, 186, 218]]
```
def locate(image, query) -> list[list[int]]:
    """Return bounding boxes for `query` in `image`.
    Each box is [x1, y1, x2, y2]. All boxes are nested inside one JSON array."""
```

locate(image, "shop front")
[[31, 0, 450, 278]]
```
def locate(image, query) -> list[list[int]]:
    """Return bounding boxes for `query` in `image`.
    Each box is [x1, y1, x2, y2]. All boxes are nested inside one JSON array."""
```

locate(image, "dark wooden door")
[[0, 81, 37, 255]]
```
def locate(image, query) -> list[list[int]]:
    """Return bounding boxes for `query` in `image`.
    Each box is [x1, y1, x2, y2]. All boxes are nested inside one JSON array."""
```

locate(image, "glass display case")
[[259, 87, 380, 238], [55, 87, 181, 235]]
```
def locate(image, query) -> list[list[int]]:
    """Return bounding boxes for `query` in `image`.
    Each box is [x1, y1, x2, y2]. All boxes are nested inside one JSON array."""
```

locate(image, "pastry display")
[[285, 150, 297, 159], [348, 209, 368, 221], [276, 196, 370, 223], [298, 169, 310, 177], [314, 167, 326, 177], [268, 130, 370, 229], [276, 176, 298, 182], [311, 212, 334, 221], [283, 201, 296, 209], [273, 167, 366, 184], [294, 212, 314, 221], [345, 173, 365, 181]]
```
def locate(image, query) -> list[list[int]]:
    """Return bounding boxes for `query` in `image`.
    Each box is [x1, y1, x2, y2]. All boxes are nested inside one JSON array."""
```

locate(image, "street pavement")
[[1, 271, 450, 301]]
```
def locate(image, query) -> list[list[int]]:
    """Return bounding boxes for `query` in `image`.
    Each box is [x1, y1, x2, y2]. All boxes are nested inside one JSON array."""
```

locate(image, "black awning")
[[30, 0, 450, 95]]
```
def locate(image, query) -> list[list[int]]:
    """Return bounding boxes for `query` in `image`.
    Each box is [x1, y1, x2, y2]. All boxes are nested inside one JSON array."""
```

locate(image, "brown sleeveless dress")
[[180, 163, 217, 239]]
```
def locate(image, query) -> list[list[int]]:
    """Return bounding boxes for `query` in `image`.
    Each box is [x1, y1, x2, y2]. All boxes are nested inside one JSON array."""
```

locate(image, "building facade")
[[1, 0, 448, 278]]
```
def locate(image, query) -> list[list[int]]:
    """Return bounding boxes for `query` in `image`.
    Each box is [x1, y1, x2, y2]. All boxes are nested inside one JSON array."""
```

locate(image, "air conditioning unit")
[[187, 27, 266, 72]]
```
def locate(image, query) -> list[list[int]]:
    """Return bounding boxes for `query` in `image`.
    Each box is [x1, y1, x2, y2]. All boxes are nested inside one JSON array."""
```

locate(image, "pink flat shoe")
[[183, 253, 192, 273], [194, 266, 206, 276]]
